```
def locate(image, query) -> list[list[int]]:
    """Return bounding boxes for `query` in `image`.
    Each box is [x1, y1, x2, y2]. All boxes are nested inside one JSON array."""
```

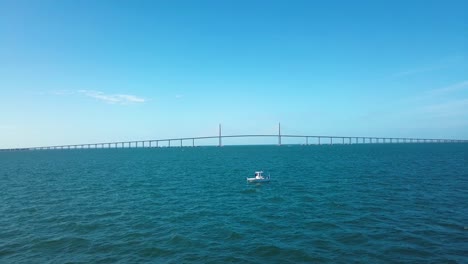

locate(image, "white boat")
[[247, 171, 270, 183]]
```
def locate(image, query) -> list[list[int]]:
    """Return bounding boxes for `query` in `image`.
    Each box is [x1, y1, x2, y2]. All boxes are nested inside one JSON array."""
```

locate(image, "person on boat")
[[255, 172, 263, 179]]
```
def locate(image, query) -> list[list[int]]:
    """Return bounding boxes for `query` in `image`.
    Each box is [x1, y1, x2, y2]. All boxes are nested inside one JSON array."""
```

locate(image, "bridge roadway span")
[[1, 134, 467, 151]]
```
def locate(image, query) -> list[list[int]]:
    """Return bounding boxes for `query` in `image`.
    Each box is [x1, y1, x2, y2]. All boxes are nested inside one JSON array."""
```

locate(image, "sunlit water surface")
[[1, 144, 467, 263]]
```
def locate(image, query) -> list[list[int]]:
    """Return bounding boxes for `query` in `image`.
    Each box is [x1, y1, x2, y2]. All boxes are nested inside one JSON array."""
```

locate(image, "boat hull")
[[246, 177, 270, 183]]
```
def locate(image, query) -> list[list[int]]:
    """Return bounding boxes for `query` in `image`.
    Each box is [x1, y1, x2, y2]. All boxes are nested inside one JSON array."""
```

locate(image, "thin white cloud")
[[78, 90, 146, 104], [420, 98, 468, 118], [404, 81, 468, 118], [49, 89, 75, 96], [393, 65, 447, 78], [400, 80, 468, 104], [387, 80, 468, 122], [427, 80, 468, 95], [0, 125, 15, 130]]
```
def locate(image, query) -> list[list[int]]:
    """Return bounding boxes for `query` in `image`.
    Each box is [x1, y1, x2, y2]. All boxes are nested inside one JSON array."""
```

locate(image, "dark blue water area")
[[0, 144, 467, 263]]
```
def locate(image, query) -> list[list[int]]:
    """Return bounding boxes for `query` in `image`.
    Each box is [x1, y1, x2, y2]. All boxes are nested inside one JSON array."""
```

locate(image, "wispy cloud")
[[421, 98, 468, 117], [411, 81, 468, 118], [393, 65, 447, 78], [401, 80, 468, 104], [49, 89, 75, 96], [0, 125, 15, 130], [78, 90, 146, 104], [427, 80, 468, 96], [175, 94, 184, 99], [392, 56, 465, 78]]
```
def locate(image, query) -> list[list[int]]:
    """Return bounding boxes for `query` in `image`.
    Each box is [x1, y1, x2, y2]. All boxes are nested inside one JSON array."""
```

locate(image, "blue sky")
[[1, 0, 467, 148]]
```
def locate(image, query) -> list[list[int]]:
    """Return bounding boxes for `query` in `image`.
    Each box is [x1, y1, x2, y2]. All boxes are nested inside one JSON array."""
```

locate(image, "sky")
[[0, 0, 467, 148]]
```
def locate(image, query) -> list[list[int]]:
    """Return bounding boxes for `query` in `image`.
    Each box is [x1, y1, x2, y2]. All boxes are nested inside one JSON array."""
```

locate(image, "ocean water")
[[0, 144, 467, 263]]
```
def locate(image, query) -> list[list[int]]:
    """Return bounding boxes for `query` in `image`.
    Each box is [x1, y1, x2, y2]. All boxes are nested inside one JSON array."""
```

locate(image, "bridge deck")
[[1, 134, 467, 151]]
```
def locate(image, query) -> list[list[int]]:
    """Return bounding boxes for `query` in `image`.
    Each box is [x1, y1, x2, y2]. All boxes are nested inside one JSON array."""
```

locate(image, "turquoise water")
[[0, 144, 467, 263]]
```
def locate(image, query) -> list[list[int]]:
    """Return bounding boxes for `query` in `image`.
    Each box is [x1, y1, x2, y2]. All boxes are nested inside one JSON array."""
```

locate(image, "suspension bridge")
[[1, 123, 467, 151]]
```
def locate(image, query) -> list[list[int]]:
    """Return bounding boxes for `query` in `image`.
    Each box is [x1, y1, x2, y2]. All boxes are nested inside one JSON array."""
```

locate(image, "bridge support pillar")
[[278, 122, 281, 146], [219, 123, 222, 147]]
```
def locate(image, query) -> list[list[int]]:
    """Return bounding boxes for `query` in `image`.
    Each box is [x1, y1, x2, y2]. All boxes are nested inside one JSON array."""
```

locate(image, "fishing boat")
[[246, 171, 270, 183]]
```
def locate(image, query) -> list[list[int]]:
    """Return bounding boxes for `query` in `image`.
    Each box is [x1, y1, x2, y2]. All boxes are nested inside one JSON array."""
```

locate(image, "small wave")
[[226, 231, 243, 240], [240, 189, 257, 194], [254, 245, 285, 257], [138, 247, 175, 257], [268, 196, 285, 203], [383, 245, 436, 260], [306, 220, 340, 230], [251, 245, 317, 262], [31, 237, 91, 252]]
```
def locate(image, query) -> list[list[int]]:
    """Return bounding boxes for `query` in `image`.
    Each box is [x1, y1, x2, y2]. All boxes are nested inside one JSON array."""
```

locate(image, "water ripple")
[[0, 145, 467, 263]]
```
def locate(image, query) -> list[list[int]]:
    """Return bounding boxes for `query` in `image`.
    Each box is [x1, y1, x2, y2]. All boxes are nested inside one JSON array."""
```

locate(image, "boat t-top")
[[246, 171, 270, 183]]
